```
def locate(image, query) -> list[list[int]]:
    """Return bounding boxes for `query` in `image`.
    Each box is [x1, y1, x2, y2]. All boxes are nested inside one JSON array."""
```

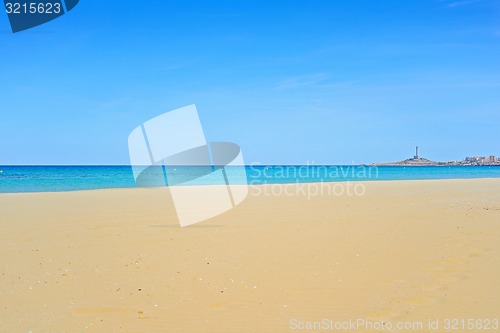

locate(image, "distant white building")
[[465, 156, 497, 164]]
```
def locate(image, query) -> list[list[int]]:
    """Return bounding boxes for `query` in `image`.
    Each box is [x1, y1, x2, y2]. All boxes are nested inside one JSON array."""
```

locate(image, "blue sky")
[[0, 0, 499, 165]]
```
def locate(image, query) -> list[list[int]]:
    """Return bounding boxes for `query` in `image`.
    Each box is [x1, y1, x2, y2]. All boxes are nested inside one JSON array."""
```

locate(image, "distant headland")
[[373, 146, 500, 166]]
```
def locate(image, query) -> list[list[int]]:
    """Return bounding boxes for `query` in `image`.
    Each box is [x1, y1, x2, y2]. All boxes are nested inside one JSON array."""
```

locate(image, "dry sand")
[[0, 179, 499, 332]]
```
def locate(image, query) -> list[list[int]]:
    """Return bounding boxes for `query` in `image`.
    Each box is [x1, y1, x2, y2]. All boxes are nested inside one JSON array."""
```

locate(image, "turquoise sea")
[[0, 165, 499, 193]]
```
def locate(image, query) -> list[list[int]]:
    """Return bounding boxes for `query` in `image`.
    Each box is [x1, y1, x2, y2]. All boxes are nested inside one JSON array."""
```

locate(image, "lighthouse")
[[414, 146, 419, 159]]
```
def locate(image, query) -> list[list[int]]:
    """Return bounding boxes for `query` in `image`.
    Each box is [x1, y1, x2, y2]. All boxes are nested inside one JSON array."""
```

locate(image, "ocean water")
[[0, 165, 499, 193]]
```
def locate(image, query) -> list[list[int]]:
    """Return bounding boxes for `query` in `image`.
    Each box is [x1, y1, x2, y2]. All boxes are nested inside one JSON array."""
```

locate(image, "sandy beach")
[[1, 179, 499, 332]]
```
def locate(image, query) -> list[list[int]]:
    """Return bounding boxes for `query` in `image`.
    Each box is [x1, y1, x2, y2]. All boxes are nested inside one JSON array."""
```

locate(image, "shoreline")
[[1, 176, 500, 195], [371, 163, 500, 166]]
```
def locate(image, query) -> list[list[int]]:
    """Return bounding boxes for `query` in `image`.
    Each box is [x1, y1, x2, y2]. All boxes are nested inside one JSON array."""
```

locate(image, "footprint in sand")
[[466, 246, 492, 258], [420, 283, 445, 292], [432, 268, 465, 283], [364, 308, 403, 325], [72, 307, 133, 317], [402, 295, 438, 306]]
